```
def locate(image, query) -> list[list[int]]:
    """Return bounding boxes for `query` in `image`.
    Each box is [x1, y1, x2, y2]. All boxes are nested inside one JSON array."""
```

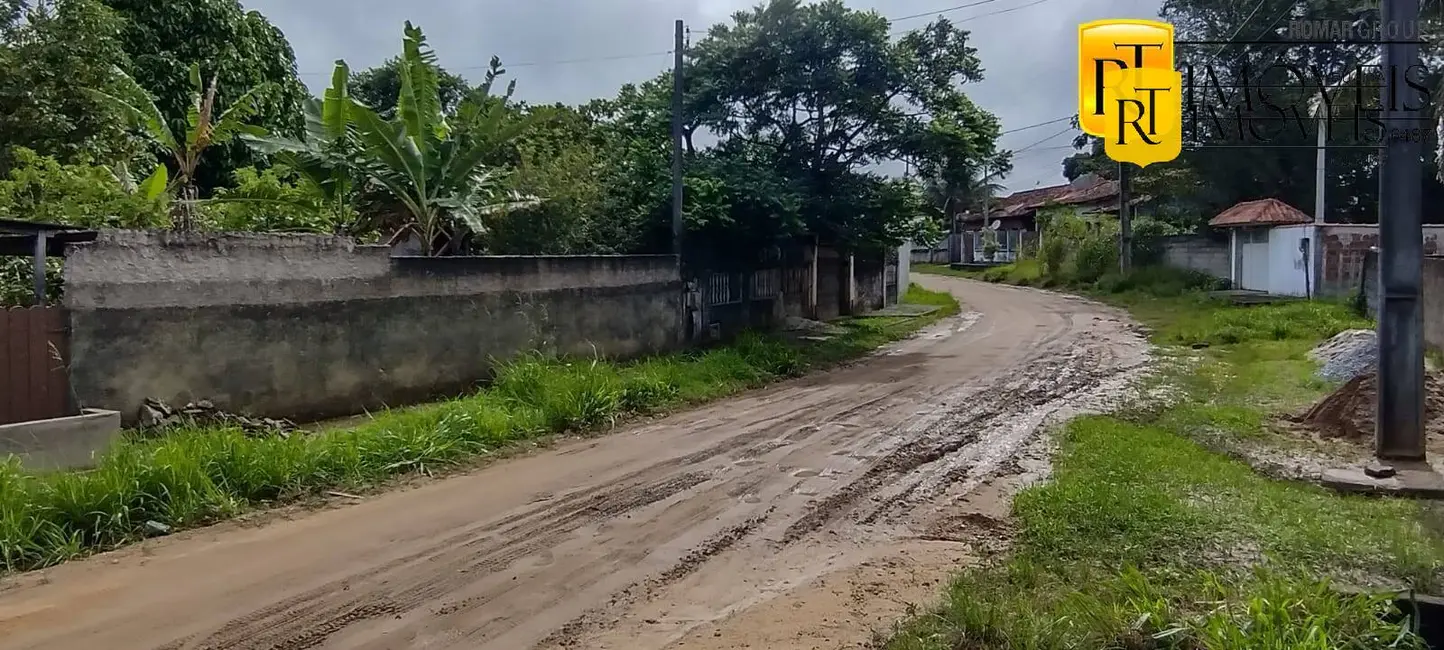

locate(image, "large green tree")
[[683, 0, 1002, 255], [0, 0, 137, 170], [100, 0, 307, 191]]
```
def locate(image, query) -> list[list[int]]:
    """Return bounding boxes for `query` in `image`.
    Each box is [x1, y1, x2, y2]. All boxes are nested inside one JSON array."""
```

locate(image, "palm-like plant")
[[345, 22, 536, 255], [240, 62, 358, 230], [92, 63, 271, 230]]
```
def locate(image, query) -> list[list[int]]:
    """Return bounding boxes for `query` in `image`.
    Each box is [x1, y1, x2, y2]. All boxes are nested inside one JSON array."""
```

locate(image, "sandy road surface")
[[0, 276, 1150, 650]]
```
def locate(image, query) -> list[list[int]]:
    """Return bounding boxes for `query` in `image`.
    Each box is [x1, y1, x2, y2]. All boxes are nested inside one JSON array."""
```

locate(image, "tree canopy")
[[0, 0, 1008, 267], [100, 0, 308, 191]]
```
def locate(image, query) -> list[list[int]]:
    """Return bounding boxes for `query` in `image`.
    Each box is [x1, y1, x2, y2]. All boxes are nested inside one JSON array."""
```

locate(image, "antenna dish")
[[989, 220, 1002, 231]]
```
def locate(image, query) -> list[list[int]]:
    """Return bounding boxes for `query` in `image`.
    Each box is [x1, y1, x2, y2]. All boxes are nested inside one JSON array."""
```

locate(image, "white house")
[[1209, 198, 1318, 297]]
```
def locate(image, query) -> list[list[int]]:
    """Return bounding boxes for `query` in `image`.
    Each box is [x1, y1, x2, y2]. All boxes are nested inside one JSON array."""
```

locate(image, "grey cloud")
[[243, 0, 1164, 192]]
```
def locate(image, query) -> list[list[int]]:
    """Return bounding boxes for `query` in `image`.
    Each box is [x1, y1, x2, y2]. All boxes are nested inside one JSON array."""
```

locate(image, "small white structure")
[[1209, 198, 1318, 297]]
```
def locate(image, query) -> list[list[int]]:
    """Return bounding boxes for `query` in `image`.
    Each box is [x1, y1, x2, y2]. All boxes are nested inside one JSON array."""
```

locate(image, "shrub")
[[1038, 233, 1069, 278], [0, 148, 168, 229], [1130, 216, 1179, 266], [207, 166, 345, 234], [1073, 233, 1118, 284]]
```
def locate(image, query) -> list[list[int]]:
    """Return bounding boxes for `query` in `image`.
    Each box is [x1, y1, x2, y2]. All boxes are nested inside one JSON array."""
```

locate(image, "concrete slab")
[[0, 409, 122, 471], [1321, 462, 1444, 499]]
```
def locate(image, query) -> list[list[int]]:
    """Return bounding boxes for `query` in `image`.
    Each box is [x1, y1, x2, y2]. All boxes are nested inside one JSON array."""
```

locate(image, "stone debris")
[[138, 397, 297, 437], [1308, 329, 1376, 383], [783, 317, 847, 336]]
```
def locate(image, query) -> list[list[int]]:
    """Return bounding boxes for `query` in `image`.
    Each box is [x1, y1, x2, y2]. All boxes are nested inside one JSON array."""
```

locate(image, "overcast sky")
[[241, 0, 1163, 193]]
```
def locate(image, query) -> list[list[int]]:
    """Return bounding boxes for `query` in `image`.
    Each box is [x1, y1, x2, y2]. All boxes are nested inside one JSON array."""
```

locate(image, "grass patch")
[[0, 283, 959, 573], [886, 283, 1443, 649]]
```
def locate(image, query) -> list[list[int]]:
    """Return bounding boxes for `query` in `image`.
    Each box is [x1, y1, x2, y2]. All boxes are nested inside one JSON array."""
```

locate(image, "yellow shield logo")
[[1101, 67, 1182, 167], [1078, 19, 1175, 138]]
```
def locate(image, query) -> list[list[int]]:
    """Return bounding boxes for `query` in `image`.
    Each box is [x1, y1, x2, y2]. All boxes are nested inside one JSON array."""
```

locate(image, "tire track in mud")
[[177, 367, 931, 649], [537, 509, 776, 649], [191, 472, 718, 650]]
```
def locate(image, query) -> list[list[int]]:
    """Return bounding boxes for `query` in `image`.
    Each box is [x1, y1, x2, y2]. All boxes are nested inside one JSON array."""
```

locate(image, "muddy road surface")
[[0, 276, 1150, 650]]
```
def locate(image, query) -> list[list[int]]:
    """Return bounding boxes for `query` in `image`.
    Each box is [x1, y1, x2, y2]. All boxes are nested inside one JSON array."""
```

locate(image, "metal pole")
[[1118, 162, 1133, 272], [32, 231, 47, 305], [671, 19, 685, 260], [1376, 0, 1425, 462]]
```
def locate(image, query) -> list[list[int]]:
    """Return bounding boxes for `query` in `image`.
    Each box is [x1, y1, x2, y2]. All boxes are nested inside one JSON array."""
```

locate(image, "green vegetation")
[[1, 0, 1006, 302], [891, 275, 1443, 649], [0, 283, 957, 572]]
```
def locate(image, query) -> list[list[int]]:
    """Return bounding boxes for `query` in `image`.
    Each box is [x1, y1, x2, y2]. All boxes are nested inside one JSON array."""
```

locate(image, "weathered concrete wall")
[[1423, 257, 1444, 353], [1158, 234, 1230, 279], [63, 231, 683, 424], [1317, 225, 1444, 297]]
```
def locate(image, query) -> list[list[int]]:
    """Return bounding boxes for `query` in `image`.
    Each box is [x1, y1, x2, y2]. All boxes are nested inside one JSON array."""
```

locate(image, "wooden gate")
[[0, 306, 73, 425]]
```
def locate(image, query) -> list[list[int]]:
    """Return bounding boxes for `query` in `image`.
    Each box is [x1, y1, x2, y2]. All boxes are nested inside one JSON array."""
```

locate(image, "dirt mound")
[[1299, 372, 1444, 439]]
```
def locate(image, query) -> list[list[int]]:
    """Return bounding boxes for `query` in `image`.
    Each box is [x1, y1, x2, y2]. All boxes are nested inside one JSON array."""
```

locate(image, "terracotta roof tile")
[[959, 174, 1121, 222], [1208, 198, 1312, 228]]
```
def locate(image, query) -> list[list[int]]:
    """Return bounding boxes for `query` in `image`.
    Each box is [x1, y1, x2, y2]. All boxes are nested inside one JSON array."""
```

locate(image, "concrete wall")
[[1318, 225, 1444, 297], [910, 246, 949, 265], [63, 230, 683, 424], [1158, 234, 1230, 279], [1424, 257, 1444, 353]]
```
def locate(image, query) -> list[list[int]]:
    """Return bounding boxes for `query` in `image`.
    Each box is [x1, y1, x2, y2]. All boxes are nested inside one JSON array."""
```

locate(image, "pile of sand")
[[1298, 372, 1444, 439]]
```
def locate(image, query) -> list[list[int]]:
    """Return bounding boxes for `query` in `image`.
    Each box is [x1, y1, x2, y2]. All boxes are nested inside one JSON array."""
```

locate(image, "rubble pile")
[[138, 397, 297, 437], [1307, 329, 1376, 383]]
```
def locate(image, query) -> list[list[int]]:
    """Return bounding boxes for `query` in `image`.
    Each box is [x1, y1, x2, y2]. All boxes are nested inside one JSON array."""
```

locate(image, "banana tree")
[[91, 63, 271, 230], [345, 22, 537, 255], [239, 62, 359, 230]]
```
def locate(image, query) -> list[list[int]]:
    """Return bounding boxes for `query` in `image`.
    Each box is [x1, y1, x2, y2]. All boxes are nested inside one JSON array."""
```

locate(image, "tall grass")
[[0, 284, 959, 572]]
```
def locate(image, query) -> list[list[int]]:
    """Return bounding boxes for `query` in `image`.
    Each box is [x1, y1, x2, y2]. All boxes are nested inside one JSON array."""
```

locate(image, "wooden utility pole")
[[671, 20, 685, 260], [1118, 161, 1133, 273]]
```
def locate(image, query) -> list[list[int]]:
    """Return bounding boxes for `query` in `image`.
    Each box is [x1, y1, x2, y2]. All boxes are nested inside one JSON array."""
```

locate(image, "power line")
[[1001, 115, 1073, 135], [1012, 125, 1076, 154], [891, 0, 1056, 36], [1209, 0, 1270, 59], [888, 0, 999, 23], [298, 49, 673, 77]]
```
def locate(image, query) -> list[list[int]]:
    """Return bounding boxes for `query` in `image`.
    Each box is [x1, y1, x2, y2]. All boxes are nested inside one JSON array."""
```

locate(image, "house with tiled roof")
[[1208, 198, 1317, 296], [948, 173, 1133, 263], [956, 173, 1123, 233]]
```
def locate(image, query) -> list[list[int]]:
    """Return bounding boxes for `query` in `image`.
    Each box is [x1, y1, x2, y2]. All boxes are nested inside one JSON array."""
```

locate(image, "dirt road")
[[0, 276, 1149, 650]]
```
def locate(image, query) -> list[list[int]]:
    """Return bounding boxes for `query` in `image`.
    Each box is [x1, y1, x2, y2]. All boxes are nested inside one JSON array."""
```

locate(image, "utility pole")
[[1375, 0, 1425, 463], [671, 19, 685, 261], [1118, 161, 1133, 273]]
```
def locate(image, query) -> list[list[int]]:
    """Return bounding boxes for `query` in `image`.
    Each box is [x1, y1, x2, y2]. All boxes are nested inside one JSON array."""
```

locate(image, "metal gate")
[[0, 306, 73, 425]]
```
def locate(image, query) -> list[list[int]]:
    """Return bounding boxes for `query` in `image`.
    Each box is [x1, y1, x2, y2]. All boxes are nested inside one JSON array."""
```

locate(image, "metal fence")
[[0, 306, 73, 425]]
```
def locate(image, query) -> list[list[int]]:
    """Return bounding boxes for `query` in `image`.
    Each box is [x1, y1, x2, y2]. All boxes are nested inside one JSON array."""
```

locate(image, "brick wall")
[[1318, 225, 1444, 297]]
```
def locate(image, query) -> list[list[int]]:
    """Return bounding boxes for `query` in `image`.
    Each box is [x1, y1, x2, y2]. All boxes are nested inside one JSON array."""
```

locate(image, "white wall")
[[1266, 225, 1318, 297]]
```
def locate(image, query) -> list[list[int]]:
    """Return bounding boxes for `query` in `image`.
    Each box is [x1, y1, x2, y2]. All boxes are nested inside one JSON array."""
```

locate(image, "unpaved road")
[[0, 276, 1149, 650]]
